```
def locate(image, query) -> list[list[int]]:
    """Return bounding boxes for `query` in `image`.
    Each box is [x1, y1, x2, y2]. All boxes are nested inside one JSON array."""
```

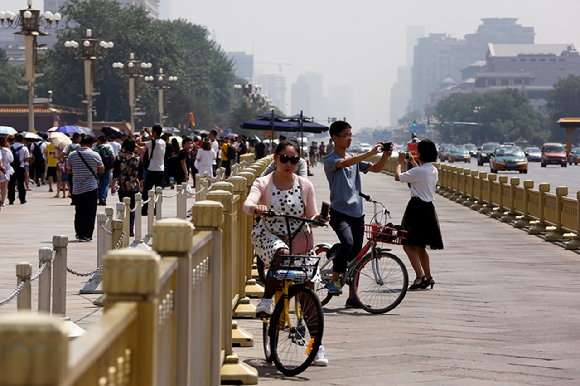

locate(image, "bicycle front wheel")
[[313, 244, 334, 306], [269, 285, 324, 376], [354, 252, 408, 314]]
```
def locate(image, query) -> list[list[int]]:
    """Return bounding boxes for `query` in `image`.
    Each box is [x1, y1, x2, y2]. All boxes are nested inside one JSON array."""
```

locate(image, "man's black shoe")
[[20, 201, 26, 204]]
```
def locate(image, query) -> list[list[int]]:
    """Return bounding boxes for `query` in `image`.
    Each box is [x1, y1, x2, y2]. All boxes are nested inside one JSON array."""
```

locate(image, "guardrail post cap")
[[539, 183, 550, 192], [463, 168, 471, 175], [153, 218, 194, 253], [105, 207, 114, 217], [471, 170, 479, 177], [479, 171, 488, 179], [39, 247, 53, 263], [556, 186, 568, 196], [210, 181, 234, 193], [488, 173, 497, 181], [103, 249, 160, 297], [498, 176, 508, 184], [16, 262, 32, 278], [0, 313, 68, 385], [207, 190, 233, 212], [510, 177, 520, 186], [191, 200, 224, 229], [52, 235, 68, 248], [523, 180, 534, 189]]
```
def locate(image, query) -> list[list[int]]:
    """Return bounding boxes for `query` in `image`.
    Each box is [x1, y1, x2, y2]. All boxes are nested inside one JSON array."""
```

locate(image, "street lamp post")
[[0, 0, 61, 132], [112, 53, 152, 133], [144, 68, 177, 126], [64, 29, 114, 130]]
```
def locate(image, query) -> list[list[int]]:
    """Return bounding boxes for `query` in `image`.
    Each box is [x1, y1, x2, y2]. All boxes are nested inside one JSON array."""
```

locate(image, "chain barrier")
[[142, 197, 151, 205], [153, 193, 161, 203], [67, 230, 125, 277], [30, 262, 48, 282], [100, 221, 113, 235], [0, 281, 26, 307], [162, 192, 179, 198]]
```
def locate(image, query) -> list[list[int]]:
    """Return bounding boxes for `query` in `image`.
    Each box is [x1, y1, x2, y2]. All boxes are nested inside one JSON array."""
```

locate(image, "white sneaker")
[[312, 345, 328, 366], [256, 298, 275, 315]]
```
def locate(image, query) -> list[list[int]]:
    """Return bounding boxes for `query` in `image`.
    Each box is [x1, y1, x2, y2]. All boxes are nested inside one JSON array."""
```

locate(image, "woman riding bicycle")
[[243, 139, 329, 365]]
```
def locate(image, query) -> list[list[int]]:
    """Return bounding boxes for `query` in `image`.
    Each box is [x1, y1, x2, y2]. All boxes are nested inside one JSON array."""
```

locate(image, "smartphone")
[[383, 142, 392, 151], [321, 201, 330, 218]]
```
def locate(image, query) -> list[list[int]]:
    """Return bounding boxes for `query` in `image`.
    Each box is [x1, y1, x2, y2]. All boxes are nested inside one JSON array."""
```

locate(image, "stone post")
[[0, 313, 68, 385], [471, 171, 487, 210], [155, 186, 163, 222], [530, 183, 550, 234], [515, 180, 535, 228], [52, 235, 68, 316], [123, 196, 131, 246], [16, 262, 32, 311], [191, 201, 227, 386], [153, 218, 194, 386], [565, 191, 580, 250], [501, 177, 520, 222], [135, 192, 143, 241], [481, 173, 497, 214], [491, 176, 509, 218], [546, 186, 568, 241], [103, 248, 160, 386], [38, 247, 53, 313]]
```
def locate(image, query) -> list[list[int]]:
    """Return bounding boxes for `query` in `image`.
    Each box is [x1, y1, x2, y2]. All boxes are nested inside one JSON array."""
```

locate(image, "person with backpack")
[[8, 134, 30, 205], [0, 136, 14, 207], [220, 138, 235, 177], [94, 135, 115, 206], [30, 139, 46, 187]]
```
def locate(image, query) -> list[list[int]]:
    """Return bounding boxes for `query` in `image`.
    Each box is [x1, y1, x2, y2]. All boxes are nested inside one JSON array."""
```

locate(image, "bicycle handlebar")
[[359, 192, 372, 202], [261, 210, 326, 228]]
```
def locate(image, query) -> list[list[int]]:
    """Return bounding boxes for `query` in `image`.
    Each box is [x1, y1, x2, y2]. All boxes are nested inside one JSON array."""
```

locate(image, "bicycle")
[[259, 211, 326, 376], [313, 192, 409, 314]]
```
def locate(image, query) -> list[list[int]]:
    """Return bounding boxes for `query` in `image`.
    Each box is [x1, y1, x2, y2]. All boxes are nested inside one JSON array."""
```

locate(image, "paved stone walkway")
[[2, 162, 580, 385]]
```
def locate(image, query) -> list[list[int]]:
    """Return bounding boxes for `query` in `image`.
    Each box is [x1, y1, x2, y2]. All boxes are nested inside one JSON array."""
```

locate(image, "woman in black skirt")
[[395, 139, 443, 290]]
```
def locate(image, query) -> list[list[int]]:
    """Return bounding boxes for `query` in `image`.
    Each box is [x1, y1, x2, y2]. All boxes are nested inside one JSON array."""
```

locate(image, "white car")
[[358, 143, 373, 152]]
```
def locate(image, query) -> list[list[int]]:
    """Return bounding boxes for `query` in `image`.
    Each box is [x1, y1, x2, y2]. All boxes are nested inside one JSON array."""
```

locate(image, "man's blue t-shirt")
[[324, 152, 371, 218]]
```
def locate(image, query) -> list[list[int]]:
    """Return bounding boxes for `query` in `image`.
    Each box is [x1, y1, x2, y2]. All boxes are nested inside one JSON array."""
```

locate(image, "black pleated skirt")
[[401, 196, 444, 250]]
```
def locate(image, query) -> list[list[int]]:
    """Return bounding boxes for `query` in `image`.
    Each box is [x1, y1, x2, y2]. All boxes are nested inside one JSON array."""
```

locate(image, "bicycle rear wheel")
[[263, 320, 272, 362], [269, 285, 324, 376], [313, 244, 334, 306], [354, 252, 408, 314]]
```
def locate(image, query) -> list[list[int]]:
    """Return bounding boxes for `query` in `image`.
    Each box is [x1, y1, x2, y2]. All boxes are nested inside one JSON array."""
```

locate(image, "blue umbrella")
[[0, 126, 17, 136], [55, 125, 83, 135]]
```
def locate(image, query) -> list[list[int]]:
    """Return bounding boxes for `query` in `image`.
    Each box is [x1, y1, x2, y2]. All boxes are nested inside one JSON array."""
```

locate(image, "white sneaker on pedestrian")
[[312, 345, 328, 366], [255, 298, 275, 315]]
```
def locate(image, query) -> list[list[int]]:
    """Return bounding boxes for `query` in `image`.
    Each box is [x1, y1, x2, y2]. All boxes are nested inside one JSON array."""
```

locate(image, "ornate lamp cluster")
[[144, 68, 178, 125], [64, 29, 114, 129], [112, 53, 152, 132], [0, 0, 61, 132], [234, 82, 271, 111], [0, 1, 61, 33]]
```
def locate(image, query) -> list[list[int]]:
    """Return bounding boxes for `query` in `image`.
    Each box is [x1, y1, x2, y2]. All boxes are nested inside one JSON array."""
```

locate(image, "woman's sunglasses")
[[278, 154, 301, 165]]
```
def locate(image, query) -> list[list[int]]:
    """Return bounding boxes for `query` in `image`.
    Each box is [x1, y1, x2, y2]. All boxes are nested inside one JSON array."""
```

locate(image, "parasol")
[[48, 132, 72, 150], [101, 126, 123, 138], [0, 126, 17, 136], [23, 132, 43, 141], [54, 125, 83, 135]]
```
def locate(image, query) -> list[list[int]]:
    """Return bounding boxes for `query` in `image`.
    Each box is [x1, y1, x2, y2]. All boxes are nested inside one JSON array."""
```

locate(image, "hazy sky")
[[4, 0, 580, 129]]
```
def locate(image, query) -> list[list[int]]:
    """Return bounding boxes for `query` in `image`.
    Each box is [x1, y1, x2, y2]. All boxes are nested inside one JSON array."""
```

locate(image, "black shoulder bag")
[[76, 150, 101, 188]]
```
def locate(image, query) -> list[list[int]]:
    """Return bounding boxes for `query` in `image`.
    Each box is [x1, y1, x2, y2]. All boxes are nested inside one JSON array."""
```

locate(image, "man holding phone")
[[324, 121, 392, 308], [137, 124, 166, 215]]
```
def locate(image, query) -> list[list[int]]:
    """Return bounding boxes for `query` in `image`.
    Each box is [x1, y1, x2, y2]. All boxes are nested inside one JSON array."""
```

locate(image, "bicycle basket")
[[365, 223, 408, 245], [273, 255, 319, 283]]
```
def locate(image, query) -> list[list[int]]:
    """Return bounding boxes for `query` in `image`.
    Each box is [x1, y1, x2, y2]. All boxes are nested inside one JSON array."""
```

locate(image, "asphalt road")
[[440, 159, 580, 194]]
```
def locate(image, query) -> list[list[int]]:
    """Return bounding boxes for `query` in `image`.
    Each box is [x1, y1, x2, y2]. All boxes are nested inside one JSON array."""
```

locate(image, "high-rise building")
[[411, 18, 534, 115], [254, 73, 286, 113], [390, 26, 426, 126], [291, 75, 311, 116], [226, 52, 254, 80]]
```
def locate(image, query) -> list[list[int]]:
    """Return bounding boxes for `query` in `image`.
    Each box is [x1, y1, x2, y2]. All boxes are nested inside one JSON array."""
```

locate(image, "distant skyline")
[[1, 0, 579, 129]]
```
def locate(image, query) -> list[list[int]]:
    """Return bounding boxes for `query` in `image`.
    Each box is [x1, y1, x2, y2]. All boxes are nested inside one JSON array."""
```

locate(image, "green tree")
[[546, 75, 580, 143], [45, 0, 238, 129], [0, 48, 26, 104], [397, 110, 422, 126], [435, 89, 548, 145]]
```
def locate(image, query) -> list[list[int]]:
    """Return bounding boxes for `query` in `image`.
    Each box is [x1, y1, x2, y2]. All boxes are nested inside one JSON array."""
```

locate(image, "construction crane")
[[255, 62, 293, 75]]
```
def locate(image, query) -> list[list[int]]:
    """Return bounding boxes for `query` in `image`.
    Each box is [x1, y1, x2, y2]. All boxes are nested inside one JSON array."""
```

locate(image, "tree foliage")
[[397, 109, 422, 126], [0, 48, 26, 104], [44, 0, 240, 130], [435, 89, 549, 146], [546, 75, 580, 143]]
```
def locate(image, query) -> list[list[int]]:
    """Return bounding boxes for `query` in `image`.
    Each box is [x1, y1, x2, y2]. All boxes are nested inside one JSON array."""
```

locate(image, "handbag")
[[76, 149, 101, 189]]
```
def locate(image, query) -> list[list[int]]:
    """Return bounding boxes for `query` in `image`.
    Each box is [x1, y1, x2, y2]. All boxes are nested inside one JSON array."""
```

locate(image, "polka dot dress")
[[252, 181, 316, 265]]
